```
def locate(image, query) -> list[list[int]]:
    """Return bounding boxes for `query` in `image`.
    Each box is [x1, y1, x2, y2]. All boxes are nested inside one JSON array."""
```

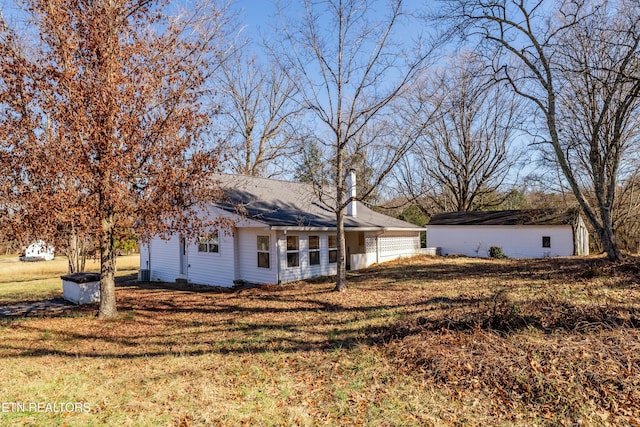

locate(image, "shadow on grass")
[[3, 256, 640, 360], [3, 289, 490, 359], [348, 254, 640, 288], [372, 296, 640, 345], [0, 273, 139, 318]]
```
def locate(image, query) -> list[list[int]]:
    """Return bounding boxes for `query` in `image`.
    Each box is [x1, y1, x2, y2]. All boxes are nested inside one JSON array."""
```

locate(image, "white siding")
[[344, 231, 421, 270], [148, 235, 182, 282], [575, 216, 590, 256], [139, 243, 150, 270], [187, 230, 236, 286], [236, 228, 278, 285], [143, 205, 270, 287], [144, 221, 422, 285], [317, 234, 339, 278], [277, 232, 337, 284], [350, 253, 376, 270], [427, 225, 575, 258], [146, 231, 237, 287]]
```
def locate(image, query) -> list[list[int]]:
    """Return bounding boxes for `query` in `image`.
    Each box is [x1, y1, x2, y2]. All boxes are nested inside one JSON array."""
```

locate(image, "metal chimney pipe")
[[346, 169, 357, 217]]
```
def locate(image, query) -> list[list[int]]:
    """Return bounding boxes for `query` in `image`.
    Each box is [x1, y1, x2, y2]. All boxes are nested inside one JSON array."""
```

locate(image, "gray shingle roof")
[[428, 209, 580, 226], [211, 174, 421, 230]]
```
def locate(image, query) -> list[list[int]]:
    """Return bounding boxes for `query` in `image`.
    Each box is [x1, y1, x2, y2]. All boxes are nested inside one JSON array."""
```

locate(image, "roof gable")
[[211, 174, 420, 230]]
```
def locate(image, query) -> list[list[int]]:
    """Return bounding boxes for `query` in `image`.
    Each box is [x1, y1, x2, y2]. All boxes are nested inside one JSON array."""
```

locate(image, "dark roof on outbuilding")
[[428, 209, 580, 226], [211, 174, 421, 230]]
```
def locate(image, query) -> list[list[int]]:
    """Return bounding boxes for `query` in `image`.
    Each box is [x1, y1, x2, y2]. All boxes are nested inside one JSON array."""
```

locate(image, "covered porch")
[[345, 229, 423, 271], [345, 230, 374, 271]]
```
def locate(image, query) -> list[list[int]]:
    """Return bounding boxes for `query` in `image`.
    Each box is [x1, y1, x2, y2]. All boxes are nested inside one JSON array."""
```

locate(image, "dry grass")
[[0, 255, 140, 282], [0, 255, 639, 426], [0, 255, 140, 305]]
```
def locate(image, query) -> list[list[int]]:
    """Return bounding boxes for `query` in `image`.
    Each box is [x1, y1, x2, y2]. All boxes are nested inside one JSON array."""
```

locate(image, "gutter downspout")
[[346, 169, 357, 218], [275, 229, 281, 284]]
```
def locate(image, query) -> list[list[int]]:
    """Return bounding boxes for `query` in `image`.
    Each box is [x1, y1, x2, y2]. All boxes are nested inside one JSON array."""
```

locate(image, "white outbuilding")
[[427, 209, 589, 258], [23, 240, 55, 261], [140, 173, 424, 287]]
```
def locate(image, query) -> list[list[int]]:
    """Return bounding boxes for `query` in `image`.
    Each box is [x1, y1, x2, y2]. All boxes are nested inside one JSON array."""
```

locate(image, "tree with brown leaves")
[[0, 0, 230, 318]]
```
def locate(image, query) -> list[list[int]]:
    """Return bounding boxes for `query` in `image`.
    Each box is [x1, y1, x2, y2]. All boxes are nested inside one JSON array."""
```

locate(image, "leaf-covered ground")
[[1, 255, 639, 426]]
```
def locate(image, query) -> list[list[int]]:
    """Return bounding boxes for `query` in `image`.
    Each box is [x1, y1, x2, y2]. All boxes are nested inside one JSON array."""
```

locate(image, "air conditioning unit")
[[138, 269, 150, 282]]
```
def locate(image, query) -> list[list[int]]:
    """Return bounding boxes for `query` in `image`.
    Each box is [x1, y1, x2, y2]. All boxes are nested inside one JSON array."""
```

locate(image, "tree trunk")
[[67, 230, 78, 274], [98, 214, 117, 318], [334, 136, 347, 292], [334, 208, 347, 292], [546, 98, 622, 262], [597, 210, 622, 261], [81, 249, 87, 273], [571, 196, 622, 262]]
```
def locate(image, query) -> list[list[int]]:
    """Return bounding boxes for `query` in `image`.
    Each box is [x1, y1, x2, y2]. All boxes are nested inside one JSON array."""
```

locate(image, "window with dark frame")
[[286, 236, 299, 267], [420, 231, 427, 248], [257, 236, 270, 268], [542, 236, 551, 248], [328, 235, 337, 263], [309, 236, 320, 265], [198, 231, 219, 253]]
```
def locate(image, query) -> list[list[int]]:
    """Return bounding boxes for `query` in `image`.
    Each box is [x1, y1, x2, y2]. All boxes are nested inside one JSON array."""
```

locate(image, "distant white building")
[[140, 173, 424, 286], [23, 240, 55, 261], [427, 209, 589, 258]]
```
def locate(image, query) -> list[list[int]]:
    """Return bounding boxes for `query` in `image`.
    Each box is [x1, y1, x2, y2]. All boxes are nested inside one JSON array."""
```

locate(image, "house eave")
[[270, 226, 336, 231], [269, 226, 425, 232], [357, 226, 425, 232], [427, 223, 571, 227]]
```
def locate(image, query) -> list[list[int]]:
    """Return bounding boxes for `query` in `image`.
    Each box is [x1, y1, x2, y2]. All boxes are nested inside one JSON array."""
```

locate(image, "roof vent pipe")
[[346, 169, 357, 217]]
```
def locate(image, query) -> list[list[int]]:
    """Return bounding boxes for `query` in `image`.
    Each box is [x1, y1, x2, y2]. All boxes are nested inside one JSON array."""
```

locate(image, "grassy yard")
[[0, 255, 638, 426], [0, 255, 140, 305]]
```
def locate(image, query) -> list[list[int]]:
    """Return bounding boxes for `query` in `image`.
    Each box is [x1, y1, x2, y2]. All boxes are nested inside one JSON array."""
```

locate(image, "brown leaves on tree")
[[0, 1, 230, 317]]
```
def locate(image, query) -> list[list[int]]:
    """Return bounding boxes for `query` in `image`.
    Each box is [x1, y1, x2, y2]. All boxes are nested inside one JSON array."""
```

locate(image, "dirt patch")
[[0, 298, 80, 318]]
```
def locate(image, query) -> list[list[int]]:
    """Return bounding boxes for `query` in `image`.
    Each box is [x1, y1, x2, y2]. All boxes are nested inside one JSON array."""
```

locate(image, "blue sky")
[[228, 0, 431, 52], [230, 0, 281, 43]]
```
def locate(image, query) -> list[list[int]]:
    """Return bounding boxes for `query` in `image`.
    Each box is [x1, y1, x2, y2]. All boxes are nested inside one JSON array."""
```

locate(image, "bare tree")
[[444, 0, 640, 260], [274, 0, 436, 291], [0, 0, 229, 318], [217, 51, 301, 177], [398, 54, 522, 212]]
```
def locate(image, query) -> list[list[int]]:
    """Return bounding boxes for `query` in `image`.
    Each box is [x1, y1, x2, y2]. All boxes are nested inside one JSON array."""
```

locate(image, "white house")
[[140, 173, 424, 286], [427, 209, 589, 258], [23, 240, 55, 261]]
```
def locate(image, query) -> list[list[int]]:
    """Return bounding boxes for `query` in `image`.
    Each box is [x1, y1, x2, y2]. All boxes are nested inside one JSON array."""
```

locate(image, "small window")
[[287, 236, 299, 267], [198, 232, 219, 253], [358, 232, 365, 246], [309, 236, 320, 265], [420, 231, 427, 248], [257, 236, 270, 268], [328, 235, 337, 264], [542, 236, 551, 248]]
